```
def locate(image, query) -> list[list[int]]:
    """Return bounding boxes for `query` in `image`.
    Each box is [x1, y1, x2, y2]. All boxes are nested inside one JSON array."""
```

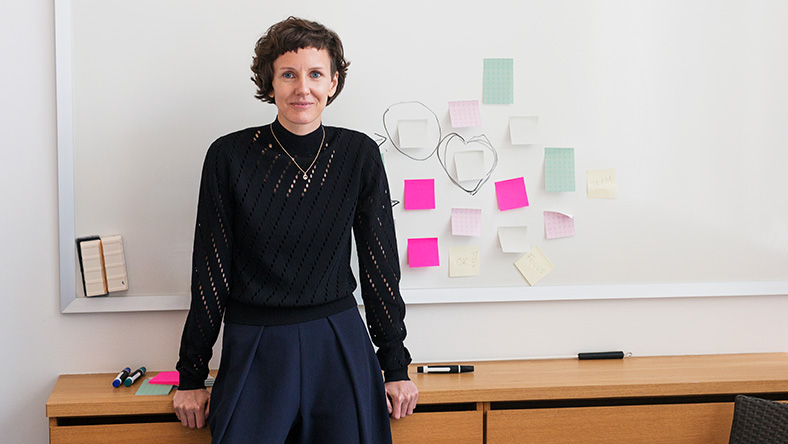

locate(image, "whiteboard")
[[57, 0, 788, 312]]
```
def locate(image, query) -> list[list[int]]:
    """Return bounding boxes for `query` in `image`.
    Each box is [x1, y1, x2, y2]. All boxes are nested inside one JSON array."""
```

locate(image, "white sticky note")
[[449, 246, 480, 277], [398, 119, 431, 149], [587, 169, 617, 198], [514, 246, 554, 286], [451, 208, 482, 237], [509, 116, 539, 145], [454, 150, 486, 182], [498, 226, 530, 253]]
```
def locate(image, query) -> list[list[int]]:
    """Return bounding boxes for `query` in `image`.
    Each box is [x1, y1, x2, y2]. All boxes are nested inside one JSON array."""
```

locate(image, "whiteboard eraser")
[[101, 235, 128, 293], [77, 237, 108, 297]]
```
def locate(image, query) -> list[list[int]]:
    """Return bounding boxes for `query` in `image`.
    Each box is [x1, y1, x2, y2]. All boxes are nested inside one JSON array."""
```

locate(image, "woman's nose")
[[296, 77, 309, 94]]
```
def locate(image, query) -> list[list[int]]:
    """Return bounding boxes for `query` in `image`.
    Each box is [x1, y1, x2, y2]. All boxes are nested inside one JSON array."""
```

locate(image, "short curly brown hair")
[[251, 17, 350, 106]]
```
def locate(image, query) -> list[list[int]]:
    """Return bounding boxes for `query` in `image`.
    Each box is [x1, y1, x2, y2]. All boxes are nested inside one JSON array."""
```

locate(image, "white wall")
[[1, 2, 787, 444]]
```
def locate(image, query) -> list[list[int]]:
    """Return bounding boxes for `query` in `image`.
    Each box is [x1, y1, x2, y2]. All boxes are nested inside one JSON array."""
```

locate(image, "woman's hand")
[[385, 380, 419, 419], [173, 388, 211, 428]]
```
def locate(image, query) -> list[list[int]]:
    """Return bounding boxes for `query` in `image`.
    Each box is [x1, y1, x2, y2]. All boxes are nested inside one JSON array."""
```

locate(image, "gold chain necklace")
[[270, 124, 325, 180]]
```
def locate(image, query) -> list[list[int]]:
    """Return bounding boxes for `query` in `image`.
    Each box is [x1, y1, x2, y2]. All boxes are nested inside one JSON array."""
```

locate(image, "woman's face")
[[270, 47, 338, 135]]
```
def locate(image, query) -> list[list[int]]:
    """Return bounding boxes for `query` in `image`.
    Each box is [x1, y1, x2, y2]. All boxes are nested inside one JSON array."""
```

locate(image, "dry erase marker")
[[417, 365, 474, 374], [578, 351, 625, 360], [124, 367, 147, 386], [112, 367, 131, 387]]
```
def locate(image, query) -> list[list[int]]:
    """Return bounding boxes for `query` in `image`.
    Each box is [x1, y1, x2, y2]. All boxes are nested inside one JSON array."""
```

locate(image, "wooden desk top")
[[47, 353, 788, 418], [409, 353, 788, 404]]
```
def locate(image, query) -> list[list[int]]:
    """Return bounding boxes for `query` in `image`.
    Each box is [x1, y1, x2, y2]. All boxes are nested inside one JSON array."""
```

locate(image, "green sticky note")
[[135, 378, 174, 396], [483, 58, 514, 104], [545, 148, 576, 192]]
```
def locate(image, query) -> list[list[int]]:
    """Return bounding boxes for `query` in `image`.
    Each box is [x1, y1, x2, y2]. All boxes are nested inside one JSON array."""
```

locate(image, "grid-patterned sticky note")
[[448, 100, 482, 128], [408, 237, 440, 267], [403, 179, 435, 210], [545, 148, 576, 192], [451, 208, 482, 237], [495, 177, 529, 211], [544, 211, 575, 239], [514, 246, 555, 286], [483, 58, 514, 104], [449, 246, 480, 277]]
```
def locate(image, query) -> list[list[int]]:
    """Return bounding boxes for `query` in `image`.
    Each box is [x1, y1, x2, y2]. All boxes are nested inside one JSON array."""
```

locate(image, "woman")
[[173, 16, 418, 444]]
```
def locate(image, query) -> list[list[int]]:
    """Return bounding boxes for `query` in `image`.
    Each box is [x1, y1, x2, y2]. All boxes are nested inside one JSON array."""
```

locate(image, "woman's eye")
[[283, 72, 294, 79], [310, 71, 322, 78]]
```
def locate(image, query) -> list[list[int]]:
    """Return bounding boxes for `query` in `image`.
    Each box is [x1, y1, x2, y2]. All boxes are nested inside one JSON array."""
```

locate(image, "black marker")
[[417, 365, 474, 374], [112, 367, 131, 387], [124, 366, 147, 386], [578, 351, 625, 360]]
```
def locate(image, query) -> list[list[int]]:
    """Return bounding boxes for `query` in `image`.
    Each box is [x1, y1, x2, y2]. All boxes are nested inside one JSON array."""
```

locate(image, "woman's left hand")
[[385, 380, 419, 419]]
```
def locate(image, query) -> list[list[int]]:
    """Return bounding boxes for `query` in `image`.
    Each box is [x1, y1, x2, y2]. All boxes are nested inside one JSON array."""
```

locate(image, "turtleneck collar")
[[270, 118, 325, 157]]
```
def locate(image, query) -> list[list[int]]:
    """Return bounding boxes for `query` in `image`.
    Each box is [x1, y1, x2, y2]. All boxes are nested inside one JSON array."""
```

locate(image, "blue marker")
[[124, 367, 147, 387], [112, 367, 131, 387]]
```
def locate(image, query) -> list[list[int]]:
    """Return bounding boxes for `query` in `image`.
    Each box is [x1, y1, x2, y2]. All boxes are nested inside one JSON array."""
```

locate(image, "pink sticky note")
[[451, 208, 482, 237], [544, 211, 575, 239], [148, 371, 179, 385], [404, 179, 435, 210], [448, 100, 482, 128], [408, 237, 440, 267], [495, 177, 529, 211]]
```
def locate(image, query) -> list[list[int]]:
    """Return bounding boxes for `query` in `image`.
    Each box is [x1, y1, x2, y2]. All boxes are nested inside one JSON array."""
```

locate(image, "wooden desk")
[[47, 353, 788, 444]]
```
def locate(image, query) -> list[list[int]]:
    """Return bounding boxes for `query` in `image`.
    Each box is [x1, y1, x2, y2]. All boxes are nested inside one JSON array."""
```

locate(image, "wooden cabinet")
[[486, 403, 735, 444], [47, 353, 788, 444]]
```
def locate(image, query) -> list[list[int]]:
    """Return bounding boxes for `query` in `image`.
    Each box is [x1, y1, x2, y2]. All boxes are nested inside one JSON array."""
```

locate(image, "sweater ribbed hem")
[[224, 296, 357, 326]]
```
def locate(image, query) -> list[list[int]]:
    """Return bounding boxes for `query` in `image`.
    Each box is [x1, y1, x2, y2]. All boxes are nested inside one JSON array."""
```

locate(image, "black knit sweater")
[[176, 119, 410, 390]]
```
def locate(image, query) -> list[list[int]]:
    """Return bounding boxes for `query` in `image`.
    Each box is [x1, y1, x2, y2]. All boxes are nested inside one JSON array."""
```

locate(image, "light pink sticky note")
[[148, 371, 179, 385], [404, 179, 435, 210], [494, 177, 529, 211], [544, 211, 575, 239], [408, 237, 440, 267], [448, 100, 482, 128], [451, 208, 482, 237]]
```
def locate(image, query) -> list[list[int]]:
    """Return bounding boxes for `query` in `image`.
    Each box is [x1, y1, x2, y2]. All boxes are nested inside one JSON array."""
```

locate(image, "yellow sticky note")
[[449, 246, 480, 277], [587, 169, 617, 199], [514, 246, 554, 285]]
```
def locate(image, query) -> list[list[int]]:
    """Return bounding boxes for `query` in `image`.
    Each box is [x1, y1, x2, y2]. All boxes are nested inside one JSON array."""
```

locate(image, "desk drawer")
[[391, 409, 483, 444], [487, 402, 734, 444], [50, 421, 211, 444], [50, 410, 483, 444]]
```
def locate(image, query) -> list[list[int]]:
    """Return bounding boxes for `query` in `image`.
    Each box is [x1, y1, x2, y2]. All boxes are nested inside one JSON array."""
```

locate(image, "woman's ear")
[[328, 72, 339, 97]]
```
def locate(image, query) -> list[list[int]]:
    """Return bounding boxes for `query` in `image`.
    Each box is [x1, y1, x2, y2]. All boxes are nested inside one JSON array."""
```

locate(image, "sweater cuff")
[[177, 370, 206, 391], [384, 366, 411, 383]]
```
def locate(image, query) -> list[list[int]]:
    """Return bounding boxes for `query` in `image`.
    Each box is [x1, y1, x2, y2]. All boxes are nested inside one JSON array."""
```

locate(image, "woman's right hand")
[[173, 388, 211, 429]]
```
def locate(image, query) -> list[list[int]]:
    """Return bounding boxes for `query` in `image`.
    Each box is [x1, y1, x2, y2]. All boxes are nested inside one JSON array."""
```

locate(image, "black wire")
[[381, 101, 498, 196]]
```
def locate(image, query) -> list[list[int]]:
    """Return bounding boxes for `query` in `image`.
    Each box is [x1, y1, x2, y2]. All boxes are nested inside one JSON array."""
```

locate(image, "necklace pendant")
[[303, 173, 308, 180]]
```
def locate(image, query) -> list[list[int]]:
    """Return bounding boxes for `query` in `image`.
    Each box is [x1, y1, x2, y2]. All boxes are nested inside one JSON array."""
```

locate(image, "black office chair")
[[728, 395, 788, 444]]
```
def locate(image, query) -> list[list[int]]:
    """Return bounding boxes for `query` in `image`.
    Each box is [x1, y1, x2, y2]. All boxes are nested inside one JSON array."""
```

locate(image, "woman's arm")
[[175, 140, 234, 394], [352, 138, 413, 384]]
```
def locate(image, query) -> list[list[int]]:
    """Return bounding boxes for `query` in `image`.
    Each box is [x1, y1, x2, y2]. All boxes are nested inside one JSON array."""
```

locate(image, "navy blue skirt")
[[208, 307, 392, 444]]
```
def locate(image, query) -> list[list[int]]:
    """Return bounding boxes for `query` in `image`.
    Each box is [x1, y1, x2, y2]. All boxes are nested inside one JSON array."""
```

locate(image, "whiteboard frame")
[[55, 0, 190, 313], [55, 0, 788, 313]]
